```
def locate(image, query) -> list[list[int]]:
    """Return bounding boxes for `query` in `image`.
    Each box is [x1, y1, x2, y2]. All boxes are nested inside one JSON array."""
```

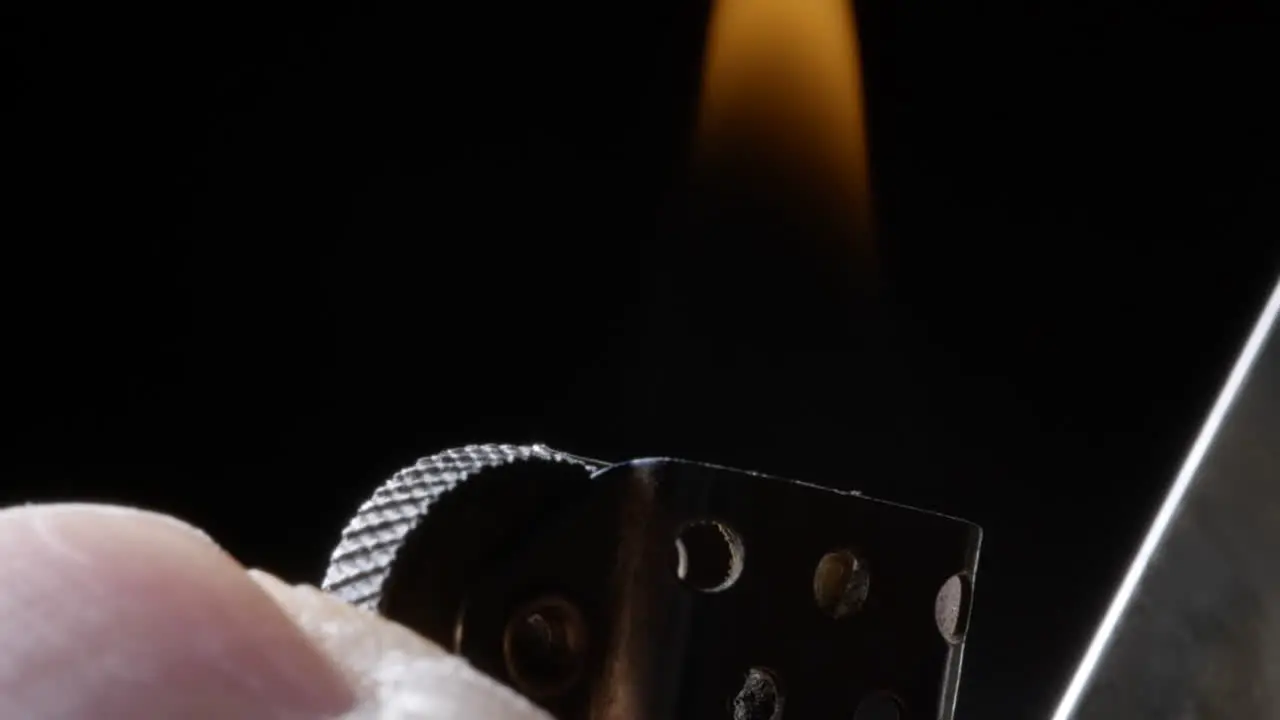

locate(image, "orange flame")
[[696, 0, 874, 249]]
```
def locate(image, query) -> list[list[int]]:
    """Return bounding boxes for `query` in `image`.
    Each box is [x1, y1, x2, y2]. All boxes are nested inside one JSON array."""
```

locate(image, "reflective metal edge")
[[1052, 274, 1280, 719]]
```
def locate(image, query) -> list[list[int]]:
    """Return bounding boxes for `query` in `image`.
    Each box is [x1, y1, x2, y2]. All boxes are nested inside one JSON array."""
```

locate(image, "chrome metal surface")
[[378, 456, 981, 719], [1052, 275, 1280, 719]]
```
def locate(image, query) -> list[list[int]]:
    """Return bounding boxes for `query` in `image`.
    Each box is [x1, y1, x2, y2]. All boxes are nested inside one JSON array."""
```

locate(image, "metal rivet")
[[502, 595, 587, 698]]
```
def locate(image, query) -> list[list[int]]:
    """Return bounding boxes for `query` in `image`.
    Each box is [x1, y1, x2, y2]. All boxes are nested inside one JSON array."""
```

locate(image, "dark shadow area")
[[4, 0, 1278, 716]]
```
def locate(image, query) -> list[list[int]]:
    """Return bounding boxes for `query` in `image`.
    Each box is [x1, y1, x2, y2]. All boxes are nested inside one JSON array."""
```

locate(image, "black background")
[[3, 1, 1278, 717]]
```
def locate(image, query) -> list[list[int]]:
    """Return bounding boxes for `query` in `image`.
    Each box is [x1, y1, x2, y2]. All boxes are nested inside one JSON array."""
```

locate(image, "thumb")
[[248, 570, 551, 720], [0, 503, 548, 720]]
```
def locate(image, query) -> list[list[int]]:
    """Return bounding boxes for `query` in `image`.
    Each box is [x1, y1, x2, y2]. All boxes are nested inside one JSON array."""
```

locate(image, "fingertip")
[[0, 503, 356, 719]]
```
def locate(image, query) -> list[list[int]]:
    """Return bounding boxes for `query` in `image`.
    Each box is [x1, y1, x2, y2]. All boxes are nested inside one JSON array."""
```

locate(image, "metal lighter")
[[322, 445, 981, 720]]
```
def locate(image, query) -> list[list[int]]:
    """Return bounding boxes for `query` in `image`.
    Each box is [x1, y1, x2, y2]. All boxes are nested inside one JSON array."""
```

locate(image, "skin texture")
[[0, 503, 550, 720]]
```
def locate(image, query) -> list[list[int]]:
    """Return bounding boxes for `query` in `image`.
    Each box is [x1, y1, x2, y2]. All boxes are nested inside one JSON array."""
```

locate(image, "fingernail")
[[0, 504, 356, 719]]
